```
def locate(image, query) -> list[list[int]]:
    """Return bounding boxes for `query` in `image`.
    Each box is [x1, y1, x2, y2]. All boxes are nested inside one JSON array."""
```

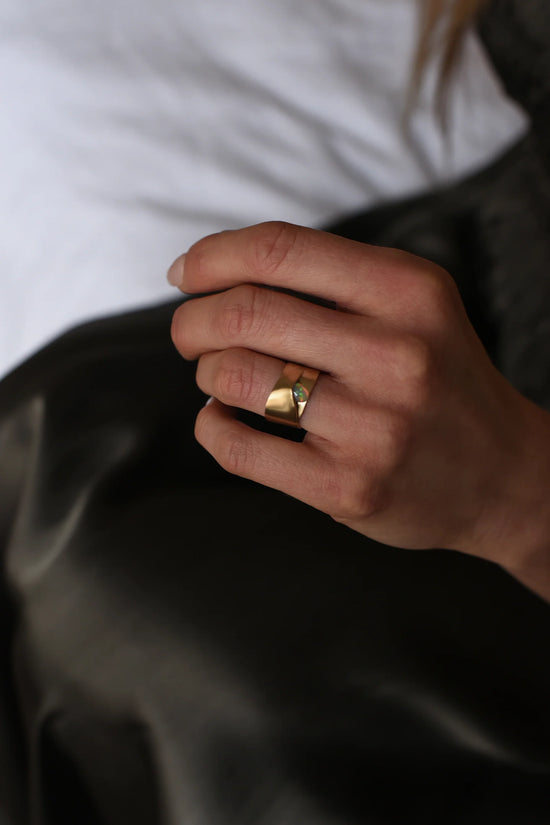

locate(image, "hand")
[[169, 222, 550, 594]]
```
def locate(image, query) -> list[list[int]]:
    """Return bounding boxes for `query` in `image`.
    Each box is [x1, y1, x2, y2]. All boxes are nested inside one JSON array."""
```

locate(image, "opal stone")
[[292, 382, 308, 404]]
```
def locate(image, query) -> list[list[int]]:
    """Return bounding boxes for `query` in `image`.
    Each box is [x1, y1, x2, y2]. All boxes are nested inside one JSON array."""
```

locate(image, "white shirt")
[[0, 0, 527, 379]]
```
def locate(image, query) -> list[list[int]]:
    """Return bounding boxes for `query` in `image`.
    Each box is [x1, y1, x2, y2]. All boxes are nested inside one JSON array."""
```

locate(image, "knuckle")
[[215, 350, 255, 406], [328, 465, 384, 523], [395, 335, 437, 411], [217, 284, 263, 342], [419, 264, 458, 314], [218, 430, 256, 476], [378, 411, 413, 471], [247, 221, 300, 279]]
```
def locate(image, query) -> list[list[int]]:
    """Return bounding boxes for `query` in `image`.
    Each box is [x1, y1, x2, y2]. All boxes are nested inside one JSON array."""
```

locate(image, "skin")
[[168, 221, 550, 603]]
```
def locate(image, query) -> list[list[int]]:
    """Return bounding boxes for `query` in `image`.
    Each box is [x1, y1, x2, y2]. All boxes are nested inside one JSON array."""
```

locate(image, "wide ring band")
[[264, 362, 320, 428]]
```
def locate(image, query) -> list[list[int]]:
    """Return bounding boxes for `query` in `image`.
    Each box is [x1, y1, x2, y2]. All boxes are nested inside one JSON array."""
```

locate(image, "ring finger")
[[196, 347, 368, 446]]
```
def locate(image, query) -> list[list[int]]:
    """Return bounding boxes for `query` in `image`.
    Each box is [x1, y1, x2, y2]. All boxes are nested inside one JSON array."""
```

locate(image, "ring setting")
[[265, 362, 320, 428]]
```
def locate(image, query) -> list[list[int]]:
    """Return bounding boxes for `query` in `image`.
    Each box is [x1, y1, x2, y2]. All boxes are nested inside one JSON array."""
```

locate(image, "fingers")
[[174, 287, 447, 412], [167, 222, 485, 548], [195, 398, 399, 523], [169, 221, 458, 324], [172, 284, 366, 377], [194, 398, 344, 514], [196, 347, 365, 444]]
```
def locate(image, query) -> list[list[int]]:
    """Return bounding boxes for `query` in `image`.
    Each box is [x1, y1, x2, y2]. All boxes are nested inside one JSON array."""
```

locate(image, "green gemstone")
[[292, 382, 308, 404]]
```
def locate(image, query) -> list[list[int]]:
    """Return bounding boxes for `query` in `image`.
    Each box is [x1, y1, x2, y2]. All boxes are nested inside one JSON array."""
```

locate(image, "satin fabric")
[[2, 300, 550, 825]]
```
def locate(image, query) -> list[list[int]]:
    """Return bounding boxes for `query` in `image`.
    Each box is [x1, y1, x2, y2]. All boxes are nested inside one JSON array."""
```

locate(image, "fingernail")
[[167, 254, 186, 288]]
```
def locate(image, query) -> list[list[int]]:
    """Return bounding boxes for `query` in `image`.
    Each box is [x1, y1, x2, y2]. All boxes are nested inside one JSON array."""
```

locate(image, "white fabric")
[[0, 0, 527, 379]]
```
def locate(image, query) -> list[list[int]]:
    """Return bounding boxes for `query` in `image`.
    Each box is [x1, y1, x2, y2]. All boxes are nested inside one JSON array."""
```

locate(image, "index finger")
[[168, 221, 443, 318]]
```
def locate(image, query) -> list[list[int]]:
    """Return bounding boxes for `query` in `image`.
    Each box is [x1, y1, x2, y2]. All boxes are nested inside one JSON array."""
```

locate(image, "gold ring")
[[264, 362, 320, 428]]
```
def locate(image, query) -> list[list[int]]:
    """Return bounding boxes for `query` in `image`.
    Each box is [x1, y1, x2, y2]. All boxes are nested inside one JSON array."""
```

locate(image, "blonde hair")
[[411, 0, 490, 117]]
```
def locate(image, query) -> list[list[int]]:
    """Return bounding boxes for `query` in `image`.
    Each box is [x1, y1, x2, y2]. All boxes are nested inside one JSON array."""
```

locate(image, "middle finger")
[[172, 285, 365, 378]]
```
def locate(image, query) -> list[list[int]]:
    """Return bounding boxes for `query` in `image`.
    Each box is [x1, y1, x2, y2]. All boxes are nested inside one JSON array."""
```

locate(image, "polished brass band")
[[264, 362, 320, 428]]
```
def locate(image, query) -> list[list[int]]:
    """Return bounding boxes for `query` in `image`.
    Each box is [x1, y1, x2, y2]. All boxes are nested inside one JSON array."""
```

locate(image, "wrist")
[[468, 394, 550, 601]]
